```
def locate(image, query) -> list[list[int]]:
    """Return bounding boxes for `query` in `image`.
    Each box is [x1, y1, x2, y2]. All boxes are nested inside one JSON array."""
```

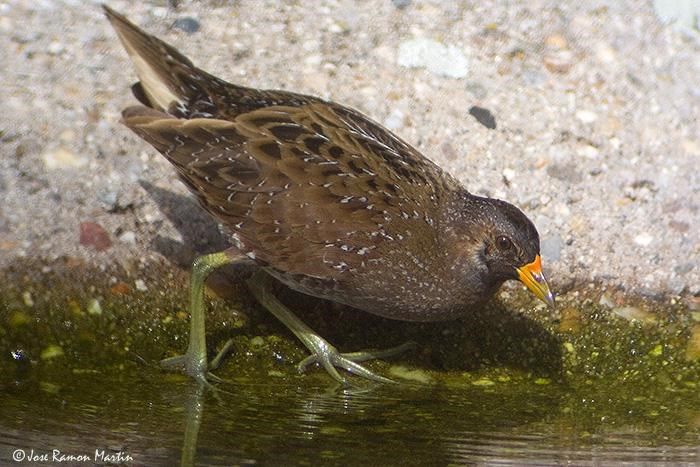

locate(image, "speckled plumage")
[[105, 6, 552, 324]]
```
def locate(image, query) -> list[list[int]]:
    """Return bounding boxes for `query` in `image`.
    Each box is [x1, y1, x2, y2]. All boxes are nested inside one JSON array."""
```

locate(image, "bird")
[[103, 5, 554, 385]]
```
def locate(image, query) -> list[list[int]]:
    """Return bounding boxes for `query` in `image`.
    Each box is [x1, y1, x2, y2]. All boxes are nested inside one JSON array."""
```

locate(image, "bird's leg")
[[246, 271, 415, 385], [161, 248, 246, 383]]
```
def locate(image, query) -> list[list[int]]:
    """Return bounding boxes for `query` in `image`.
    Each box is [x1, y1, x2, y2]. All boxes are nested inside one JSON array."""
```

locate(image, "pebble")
[[686, 325, 700, 360], [543, 50, 574, 73], [42, 147, 87, 170], [47, 40, 64, 55], [389, 365, 433, 384], [134, 279, 148, 292], [547, 162, 583, 183], [172, 17, 200, 33], [612, 305, 656, 324], [392, 0, 411, 8], [634, 233, 653, 247], [575, 110, 598, 124], [384, 109, 405, 130], [397, 38, 469, 79], [118, 230, 137, 244], [87, 298, 102, 316], [468, 106, 496, 129], [22, 291, 34, 307], [79, 222, 112, 251], [40, 344, 64, 361], [541, 234, 564, 261]]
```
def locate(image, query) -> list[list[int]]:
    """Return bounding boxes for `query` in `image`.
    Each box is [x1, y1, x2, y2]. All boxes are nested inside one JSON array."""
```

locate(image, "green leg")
[[246, 271, 415, 385], [161, 249, 245, 383]]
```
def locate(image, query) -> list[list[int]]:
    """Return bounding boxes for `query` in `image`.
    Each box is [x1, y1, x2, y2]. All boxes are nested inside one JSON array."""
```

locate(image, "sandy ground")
[[1, 0, 698, 298]]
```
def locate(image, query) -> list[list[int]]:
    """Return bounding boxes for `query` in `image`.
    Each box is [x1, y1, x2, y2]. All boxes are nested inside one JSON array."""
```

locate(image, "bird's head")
[[448, 193, 555, 307]]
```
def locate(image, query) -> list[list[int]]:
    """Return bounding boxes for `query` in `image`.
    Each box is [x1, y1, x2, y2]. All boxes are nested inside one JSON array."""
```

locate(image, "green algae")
[[0, 259, 698, 464]]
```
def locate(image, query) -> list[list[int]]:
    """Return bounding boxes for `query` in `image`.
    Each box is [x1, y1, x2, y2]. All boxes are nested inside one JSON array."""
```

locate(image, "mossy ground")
[[1, 259, 698, 464]]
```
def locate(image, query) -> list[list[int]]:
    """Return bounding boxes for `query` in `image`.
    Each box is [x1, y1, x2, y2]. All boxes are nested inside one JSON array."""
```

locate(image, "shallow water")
[[1, 264, 698, 465], [1, 363, 698, 466]]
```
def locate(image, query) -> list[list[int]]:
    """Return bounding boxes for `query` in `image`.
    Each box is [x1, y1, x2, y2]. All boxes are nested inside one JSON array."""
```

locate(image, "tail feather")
[[103, 4, 206, 112]]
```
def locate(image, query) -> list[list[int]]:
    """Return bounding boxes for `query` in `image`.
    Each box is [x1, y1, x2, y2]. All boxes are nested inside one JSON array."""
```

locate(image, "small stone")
[[392, 0, 411, 8], [47, 40, 64, 55], [682, 139, 700, 156], [544, 34, 568, 50], [98, 190, 119, 211], [172, 17, 200, 34], [397, 38, 469, 79], [472, 377, 495, 386], [575, 110, 598, 124], [22, 290, 34, 307], [118, 231, 136, 244], [42, 147, 87, 170], [598, 292, 614, 308], [541, 234, 564, 261], [134, 279, 148, 292], [41, 344, 65, 361], [465, 82, 487, 99], [110, 282, 130, 295], [389, 365, 433, 383], [686, 325, 700, 361], [468, 106, 496, 129], [87, 298, 102, 316], [384, 109, 405, 130], [612, 305, 656, 324], [543, 50, 574, 73], [502, 168, 516, 183], [547, 162, 583, 183], [79, 222, 112, 251], [595, 42, 616, 63], [576, 144, 599, 158], [634, 233, 653, 247]]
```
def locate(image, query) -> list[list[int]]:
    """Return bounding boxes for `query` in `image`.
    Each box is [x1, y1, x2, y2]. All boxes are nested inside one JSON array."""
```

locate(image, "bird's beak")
[[516, 255, 555, 307]]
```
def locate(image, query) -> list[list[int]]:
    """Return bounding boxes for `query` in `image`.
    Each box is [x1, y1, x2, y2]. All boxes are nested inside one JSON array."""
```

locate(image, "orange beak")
[[516, 255, 555, 307]]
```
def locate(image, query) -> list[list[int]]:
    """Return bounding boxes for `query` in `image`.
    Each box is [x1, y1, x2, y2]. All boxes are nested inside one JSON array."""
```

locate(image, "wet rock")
[[79, 222, 112, 251], [468, 106, 496, 129], [172, 17, 200, 34], [397, 38, 469, 78]]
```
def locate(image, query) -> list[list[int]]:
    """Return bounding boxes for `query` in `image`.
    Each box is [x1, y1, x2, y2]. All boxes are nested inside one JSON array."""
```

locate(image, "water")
[[1, 264, 698, 465], [1, 364, 698, 466]]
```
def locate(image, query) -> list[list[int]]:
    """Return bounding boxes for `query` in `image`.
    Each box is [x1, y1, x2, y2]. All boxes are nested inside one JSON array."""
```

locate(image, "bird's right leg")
[[160, 248, 247, 384]]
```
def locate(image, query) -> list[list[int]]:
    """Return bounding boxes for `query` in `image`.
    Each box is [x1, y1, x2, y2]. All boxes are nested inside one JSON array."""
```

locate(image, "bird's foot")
[[297, 339, 417, 385], [160, 338, 235, 386]]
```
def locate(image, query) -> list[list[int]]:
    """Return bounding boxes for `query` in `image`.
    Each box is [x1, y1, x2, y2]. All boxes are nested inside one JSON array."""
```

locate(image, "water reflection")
[[0, 366, 698, 466]]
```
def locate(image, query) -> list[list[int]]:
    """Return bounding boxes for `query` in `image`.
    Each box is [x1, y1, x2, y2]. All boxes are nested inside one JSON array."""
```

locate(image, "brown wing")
[[107, 5, 462, 280], [123, 101, 461, 279]]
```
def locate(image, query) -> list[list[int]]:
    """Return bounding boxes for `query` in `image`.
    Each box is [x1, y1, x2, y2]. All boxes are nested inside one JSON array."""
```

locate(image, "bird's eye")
[[496, 235, 512, 251]]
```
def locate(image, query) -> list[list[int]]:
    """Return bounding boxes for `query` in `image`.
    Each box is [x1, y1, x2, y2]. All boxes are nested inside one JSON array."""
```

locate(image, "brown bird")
[[104, 6, 554, 384]]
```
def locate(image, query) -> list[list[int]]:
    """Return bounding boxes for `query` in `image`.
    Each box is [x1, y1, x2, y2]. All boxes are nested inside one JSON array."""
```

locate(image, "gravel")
[[1, 0, 698, 297]]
